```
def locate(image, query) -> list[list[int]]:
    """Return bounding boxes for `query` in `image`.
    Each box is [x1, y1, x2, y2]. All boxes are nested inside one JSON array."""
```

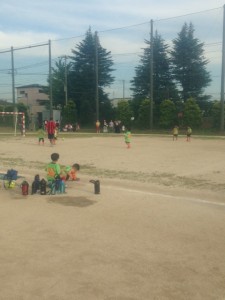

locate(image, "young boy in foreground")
[[45, 153, 66, 194], [45, 153, 61, 183]]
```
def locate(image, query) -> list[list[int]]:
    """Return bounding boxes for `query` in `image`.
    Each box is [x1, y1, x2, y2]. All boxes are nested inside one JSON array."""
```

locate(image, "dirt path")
[[0, 135, 225, 299]]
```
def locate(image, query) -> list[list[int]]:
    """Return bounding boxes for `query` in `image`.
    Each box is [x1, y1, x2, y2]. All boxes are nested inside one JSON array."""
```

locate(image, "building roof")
[[16, 84, 47, 89]]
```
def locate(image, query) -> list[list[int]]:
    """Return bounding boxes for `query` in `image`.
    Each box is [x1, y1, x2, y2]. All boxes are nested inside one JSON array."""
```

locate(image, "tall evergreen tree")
[[171, 22, 211, 101], [70, 28, 114, 124], [131, 32, 179, 114]]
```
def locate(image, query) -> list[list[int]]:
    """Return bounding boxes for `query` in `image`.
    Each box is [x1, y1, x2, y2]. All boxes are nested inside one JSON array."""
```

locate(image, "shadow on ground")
[[47, 196, 96, 207]]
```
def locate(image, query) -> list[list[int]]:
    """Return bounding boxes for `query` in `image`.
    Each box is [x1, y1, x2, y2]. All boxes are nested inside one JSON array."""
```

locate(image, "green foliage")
[[50, 28, 115, 125], [137, 99, 151, 129], [16, 103, 29, 128], [51, 57, 72, 109], [159, 100, 176, 128], [99, 99, 115, 122], [211, 100, 221, 129], [171, 22, 211, 101], [196, 99, 213, 117], [183, 98, 202, 128], [62, 100, 77, 126], [70, 28, 114, 123], [131, 32, 179, 106], [0, 106, 11, 127], [79, 100, 93, 125], [116, 101, 133, 127]]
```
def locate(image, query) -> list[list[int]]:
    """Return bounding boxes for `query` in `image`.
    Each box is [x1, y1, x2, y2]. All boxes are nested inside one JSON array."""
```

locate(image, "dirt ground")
[[0, 133, 225, 300]]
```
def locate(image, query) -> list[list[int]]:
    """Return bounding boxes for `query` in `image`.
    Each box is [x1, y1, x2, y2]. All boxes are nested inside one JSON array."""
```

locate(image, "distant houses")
[[17, 84, 49, 128]]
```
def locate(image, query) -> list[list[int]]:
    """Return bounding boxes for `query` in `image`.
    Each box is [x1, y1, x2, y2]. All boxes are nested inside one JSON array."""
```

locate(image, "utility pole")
[[49, 40, 53, 118], [95, 31, 99, 121], [220, 4, 225, 131], [122, 80, 125, 99], [150, 19, 154, 130], [64, 55, 68, 106], [0, 42, 49, 116], [11, 47, 16, 110]]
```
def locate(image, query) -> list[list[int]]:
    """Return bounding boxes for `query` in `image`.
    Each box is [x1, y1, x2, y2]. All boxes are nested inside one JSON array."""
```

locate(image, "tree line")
[[51, 23, 220, 129], [3, 23, 220, 130]]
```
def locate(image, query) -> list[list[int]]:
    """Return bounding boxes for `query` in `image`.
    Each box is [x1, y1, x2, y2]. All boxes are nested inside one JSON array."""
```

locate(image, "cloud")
[[1, 0, 224, 38], [0, 0, 223, 100], [0, 31, 58, 53]]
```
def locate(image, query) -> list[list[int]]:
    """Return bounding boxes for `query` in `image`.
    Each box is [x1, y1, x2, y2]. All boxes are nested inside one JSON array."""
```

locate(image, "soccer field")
[[0, 134, 225, 299]]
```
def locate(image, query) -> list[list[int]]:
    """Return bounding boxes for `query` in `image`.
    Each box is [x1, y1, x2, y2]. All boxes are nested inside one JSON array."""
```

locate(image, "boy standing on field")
[[96, 120, 100, 133], [172, 126, 179, 141], [37, 125, 45, 145], [186, 126, 192, 142], [124, 127, 131, 149], [46, 117, 56, 146]]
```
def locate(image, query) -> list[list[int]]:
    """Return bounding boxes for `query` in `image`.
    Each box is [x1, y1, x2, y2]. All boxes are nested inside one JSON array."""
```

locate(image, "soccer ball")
[[131, 117, 135, 121]]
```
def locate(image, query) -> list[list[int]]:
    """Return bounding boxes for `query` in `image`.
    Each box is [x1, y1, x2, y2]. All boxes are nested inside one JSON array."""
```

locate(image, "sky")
[[0, 0, 225, 101]]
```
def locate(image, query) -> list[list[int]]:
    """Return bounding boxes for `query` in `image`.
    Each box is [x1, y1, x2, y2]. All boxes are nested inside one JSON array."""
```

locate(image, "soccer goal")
[[0, 112, 25, 136]]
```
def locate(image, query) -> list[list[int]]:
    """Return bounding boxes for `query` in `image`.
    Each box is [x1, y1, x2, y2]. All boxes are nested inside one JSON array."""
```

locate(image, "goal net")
[[0, 112, 25, 136]]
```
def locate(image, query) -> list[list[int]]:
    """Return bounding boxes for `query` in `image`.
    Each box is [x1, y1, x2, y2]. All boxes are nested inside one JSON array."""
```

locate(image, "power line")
[[155, 7, 223, 22], [0, 7, 223, 52]]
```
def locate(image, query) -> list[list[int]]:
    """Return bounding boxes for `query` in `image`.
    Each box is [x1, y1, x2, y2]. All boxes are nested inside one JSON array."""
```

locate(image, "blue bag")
[[5, 169, 18, 181]]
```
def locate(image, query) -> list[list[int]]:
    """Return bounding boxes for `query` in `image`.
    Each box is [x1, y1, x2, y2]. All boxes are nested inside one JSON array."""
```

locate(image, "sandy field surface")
[[0, 133, 225, 300]]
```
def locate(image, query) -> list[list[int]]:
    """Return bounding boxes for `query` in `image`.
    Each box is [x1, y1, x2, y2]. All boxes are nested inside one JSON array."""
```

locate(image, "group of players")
[[172, 126, 192, 142], [37, 118, 58, 146]]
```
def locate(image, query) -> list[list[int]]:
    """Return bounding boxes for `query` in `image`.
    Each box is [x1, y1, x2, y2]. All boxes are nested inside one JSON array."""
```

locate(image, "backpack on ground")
[[5, 169, 18, 181], [31, 174, 40, 194], [40, 178, 47, 195], [4, 169, 18, 189], [48, 176, 65, 195]]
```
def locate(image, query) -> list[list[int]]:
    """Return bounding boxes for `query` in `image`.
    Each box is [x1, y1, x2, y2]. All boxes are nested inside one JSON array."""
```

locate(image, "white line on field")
[[104, 186, 225, 207]]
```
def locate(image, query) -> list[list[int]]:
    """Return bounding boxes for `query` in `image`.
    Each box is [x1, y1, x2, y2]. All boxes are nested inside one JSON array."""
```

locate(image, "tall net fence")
[[0, 7, 223, 103]]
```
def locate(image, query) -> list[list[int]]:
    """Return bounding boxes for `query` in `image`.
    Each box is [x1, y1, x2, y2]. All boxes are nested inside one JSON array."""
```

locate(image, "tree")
[[171, 22, 211, 101], [16, 103, 29, 129], [183, 98, 202, 128], [99, 91, 115, 122], [159, 99, 176, 128], [0, 104, 12, 127], [70, 28, 114, 124], [131, 32, 179, 109], [137, 99, 151, 129], [51, 57, 73, 109], [116, 101, 133, 127], [61, 100, 77, 126], [210, 100, 221, 129]]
